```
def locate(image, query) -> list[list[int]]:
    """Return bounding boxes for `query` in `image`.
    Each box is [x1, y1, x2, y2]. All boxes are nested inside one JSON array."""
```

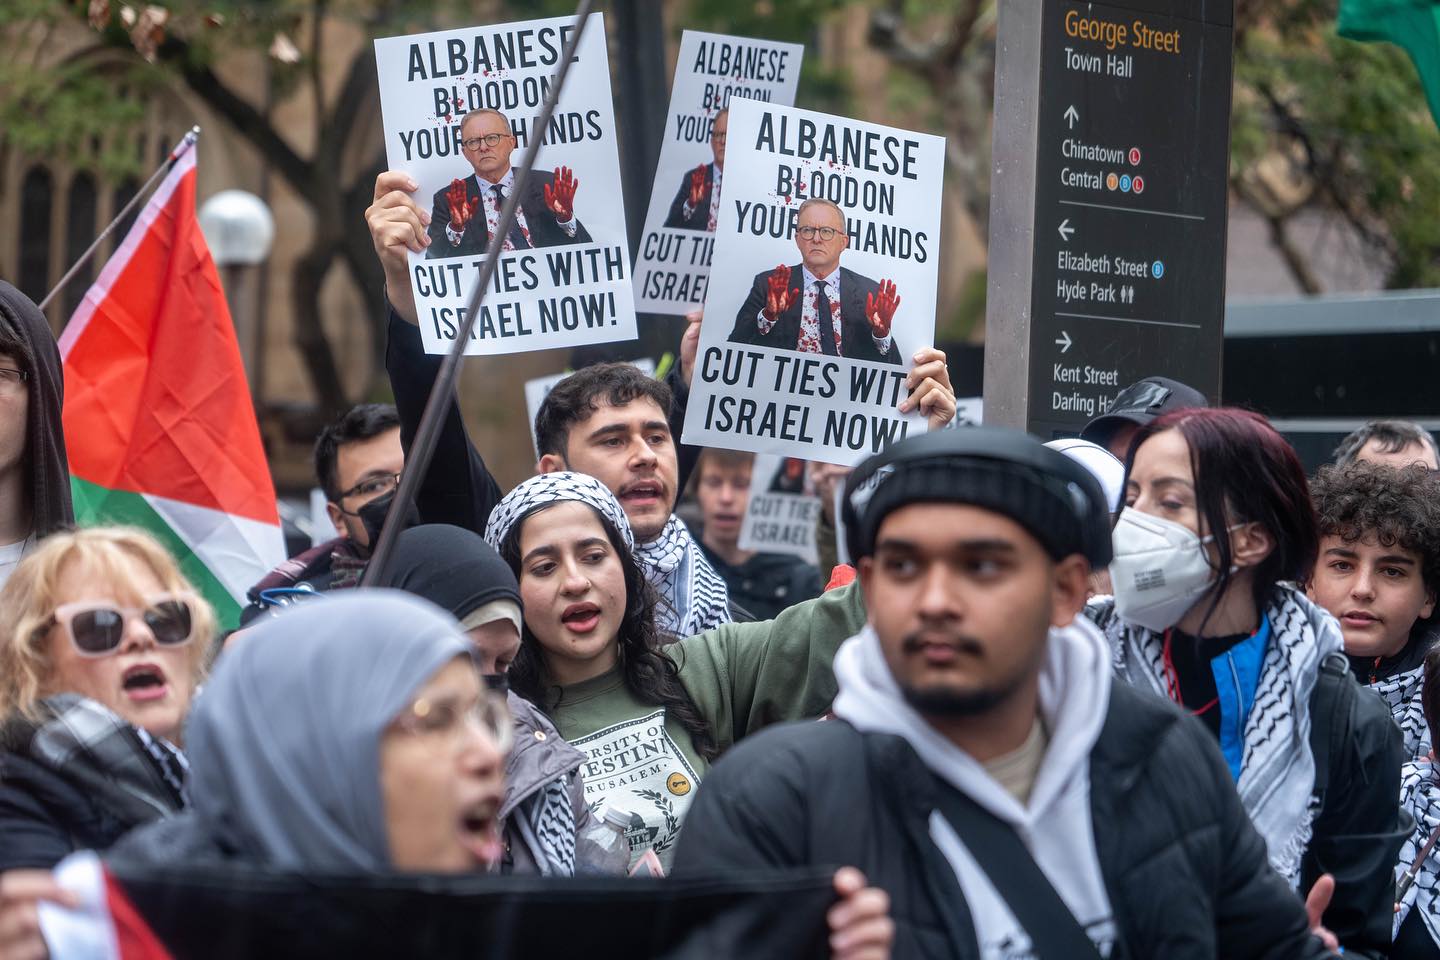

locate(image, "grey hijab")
[[182, 590, 470, 871]]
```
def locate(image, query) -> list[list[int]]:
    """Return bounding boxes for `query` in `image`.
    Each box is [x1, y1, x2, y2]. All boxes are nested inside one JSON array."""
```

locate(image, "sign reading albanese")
[[634, 31, 803, 316], [374, 14, 638, 356], [1029, 0, 1231, 436], [738, 455, 820, 563], [682, 99, 944, 466]]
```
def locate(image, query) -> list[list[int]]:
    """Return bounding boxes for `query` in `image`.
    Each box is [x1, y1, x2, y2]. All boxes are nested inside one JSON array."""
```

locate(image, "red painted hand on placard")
[[688, 164, 707, 207], [866, 279, 901, 338], [446, 179, 480, 237], [545, 166, 579, 221], [763, 264, 800, 323]]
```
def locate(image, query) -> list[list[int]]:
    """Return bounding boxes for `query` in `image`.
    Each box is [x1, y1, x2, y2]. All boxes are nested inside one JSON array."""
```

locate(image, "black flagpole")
[[39, 126, 201, 313], [362, 0, 597, 587]]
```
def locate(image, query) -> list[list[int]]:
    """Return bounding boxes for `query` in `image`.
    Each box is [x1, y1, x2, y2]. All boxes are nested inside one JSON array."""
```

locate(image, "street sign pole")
[[984, 0, 1234, 438]]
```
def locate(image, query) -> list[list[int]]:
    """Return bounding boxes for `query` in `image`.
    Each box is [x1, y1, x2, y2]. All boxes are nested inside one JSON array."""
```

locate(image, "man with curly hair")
[[1308, 461, 1440, 759]]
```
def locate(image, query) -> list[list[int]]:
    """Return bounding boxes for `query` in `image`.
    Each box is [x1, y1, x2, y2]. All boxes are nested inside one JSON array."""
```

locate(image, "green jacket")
[[671, 577, 867, 753]]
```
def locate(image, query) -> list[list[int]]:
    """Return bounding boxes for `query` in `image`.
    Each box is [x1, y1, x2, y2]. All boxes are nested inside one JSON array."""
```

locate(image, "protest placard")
[[681, 99, 945, 465], [737, 455, 820, 563], [374, 14, 637, 356], [633, 31, 803, 316], [524, 358, 656, 458]]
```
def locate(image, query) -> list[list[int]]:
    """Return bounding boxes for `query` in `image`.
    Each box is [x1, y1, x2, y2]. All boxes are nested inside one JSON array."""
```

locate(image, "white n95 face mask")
[[1108, 507, 1223, 633]]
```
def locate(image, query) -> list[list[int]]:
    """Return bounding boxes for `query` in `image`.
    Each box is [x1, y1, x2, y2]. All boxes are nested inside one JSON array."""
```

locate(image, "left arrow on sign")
[[1058, 218, 1074, 241]]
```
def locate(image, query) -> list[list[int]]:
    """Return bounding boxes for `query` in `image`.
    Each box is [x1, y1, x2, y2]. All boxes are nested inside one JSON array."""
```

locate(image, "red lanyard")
[[1160, 629, 1220, 717]]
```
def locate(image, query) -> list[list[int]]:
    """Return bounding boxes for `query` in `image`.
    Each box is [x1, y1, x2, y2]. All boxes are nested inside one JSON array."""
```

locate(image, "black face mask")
[[357, 491, 421, 552], [482, 673, 509, 693]]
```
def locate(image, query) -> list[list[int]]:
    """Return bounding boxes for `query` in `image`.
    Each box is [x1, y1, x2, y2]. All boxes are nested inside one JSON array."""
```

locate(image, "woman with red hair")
[[1088, 407, 1406, 957]]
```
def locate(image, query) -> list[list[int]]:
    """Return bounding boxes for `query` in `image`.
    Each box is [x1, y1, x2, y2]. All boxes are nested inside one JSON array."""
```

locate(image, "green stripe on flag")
[[1340, 0, 1440, 130], [70, 476, 243, 629]]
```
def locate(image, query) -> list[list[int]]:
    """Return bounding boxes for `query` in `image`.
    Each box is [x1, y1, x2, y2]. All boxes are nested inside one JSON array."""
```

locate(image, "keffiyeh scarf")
[[633, 515, 730, 638], [1396, 761, 1440, 945], [1088, 584, 1339, 885], [1372, 664, 1431, 762], [484, 473, 730, 638], [8, 694, 187, 826], [512, 778, 577, 876]]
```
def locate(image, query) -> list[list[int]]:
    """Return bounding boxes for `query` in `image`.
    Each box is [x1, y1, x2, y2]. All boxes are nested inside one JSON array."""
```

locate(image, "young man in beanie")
[[673, 428, 1336, 959], [1080, 375, 1207, 461]]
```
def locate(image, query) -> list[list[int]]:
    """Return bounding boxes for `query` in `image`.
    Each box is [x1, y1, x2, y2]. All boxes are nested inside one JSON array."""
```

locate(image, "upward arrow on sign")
[[1064, 105, 1079, 128]]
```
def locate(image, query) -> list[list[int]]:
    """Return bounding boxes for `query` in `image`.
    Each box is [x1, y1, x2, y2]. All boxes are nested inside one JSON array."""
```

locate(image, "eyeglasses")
[[394, 691, 513, 754], [0, 368, 26, 390], [461, 133, 512, 151], [797, 226, 840, 241], [337, 472, 401, 504], [46, 594, 196, 658]]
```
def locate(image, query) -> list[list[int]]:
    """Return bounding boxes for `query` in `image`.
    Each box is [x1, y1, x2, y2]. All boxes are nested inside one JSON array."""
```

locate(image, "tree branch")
[[149, 33, 312, 197]]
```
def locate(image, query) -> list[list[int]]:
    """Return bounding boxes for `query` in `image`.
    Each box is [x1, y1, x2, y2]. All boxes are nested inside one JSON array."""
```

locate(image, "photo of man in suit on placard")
[[426, 108, 592, 258], [663, 109, 726, 232], [728, 197, 902, 364]]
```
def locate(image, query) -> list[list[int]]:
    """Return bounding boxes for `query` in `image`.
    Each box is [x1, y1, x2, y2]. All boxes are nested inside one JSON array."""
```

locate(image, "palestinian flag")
[[59, 141, 283, 628], [1339, 0, 1440, 129]]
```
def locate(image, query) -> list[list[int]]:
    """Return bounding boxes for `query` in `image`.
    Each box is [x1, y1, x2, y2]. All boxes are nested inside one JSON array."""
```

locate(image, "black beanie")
[[843, 427, 1113, 567], [375, 524, 520, 620]]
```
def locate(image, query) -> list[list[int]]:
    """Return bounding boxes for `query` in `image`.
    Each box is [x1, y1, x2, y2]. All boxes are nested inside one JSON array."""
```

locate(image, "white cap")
[[1044, 438, 1124, 515], [602, 803, 633, 830]]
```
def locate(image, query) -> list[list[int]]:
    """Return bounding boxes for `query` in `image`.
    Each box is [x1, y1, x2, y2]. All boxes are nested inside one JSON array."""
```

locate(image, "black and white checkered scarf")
[[1088, 584, 1338, 885], [1372, 664, 1431, 762], [632, 515, 730, 638], [11, 694, 187, 826], [484, 472, 730, 638], [1397, 760, 1440, 944], [513, 777, 577, 876]]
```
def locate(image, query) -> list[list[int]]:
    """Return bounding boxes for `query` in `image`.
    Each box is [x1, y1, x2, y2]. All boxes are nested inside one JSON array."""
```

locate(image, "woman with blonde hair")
[[0, 526, 213, 871]]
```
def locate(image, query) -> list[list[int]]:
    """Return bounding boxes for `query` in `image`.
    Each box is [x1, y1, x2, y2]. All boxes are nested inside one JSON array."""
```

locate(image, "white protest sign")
[[681, 99, 945, 465], [633, 31, 803, 316], [375, 14, 637, 356], [956, 396, 983, 426], [523, 358, 656, 458], [737, 455, 820, 563]]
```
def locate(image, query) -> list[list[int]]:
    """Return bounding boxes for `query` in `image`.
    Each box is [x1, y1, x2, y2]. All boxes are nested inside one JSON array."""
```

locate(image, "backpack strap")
[[1308, 653, 1355, 809], [929, 776, 1105, 960]]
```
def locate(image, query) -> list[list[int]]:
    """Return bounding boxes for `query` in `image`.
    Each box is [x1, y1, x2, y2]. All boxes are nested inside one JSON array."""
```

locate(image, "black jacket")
[[728, 265, 901, 364], [697, 536, 822, 622], [663, 163, 716, 231], [673, 683, 1331, 960], [0, 752, 133, 870], [425, 170, 591, 257], [385, 312, 505, 536]]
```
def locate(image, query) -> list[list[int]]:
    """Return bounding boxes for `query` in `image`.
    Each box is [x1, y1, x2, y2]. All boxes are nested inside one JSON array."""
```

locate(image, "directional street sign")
[[985, 0, 1233, 437]]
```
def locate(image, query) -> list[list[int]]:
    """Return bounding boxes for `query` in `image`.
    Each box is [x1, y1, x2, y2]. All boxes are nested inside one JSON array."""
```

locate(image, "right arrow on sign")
[[1064, 105, 1079, 128], [1056, 330, 1073, 353], [1058, 218, 1074, 242]]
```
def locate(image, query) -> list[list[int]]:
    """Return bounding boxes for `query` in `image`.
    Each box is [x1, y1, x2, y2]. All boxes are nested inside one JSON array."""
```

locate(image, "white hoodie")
[[831, 617, 1118, 959]]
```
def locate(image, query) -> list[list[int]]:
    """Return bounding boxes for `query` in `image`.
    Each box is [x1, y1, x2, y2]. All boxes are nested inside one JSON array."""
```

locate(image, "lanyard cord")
[[1161, 628, 1220, 717]]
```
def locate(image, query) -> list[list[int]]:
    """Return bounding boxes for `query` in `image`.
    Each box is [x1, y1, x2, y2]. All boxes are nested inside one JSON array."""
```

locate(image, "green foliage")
[[0, 57, 152, 179], [1232, 17, 1440, 287], [680, 0, 854, 113]]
